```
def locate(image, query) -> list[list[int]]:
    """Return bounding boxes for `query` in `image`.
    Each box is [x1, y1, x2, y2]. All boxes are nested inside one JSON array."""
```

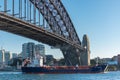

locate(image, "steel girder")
[[60, 45, 81, 66], [29, 0, 81, 45]]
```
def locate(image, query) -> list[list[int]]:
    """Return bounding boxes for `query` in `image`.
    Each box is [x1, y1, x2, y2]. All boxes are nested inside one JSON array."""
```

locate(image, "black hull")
[[22, 65, 107, 74]]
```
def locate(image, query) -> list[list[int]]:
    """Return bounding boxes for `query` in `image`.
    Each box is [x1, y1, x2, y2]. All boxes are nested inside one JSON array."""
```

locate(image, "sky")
[[0, 0, 120, 59]]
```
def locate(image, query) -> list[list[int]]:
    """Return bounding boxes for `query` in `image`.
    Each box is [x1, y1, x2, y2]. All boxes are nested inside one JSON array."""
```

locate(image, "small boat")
[[21, 58, 108, 74]]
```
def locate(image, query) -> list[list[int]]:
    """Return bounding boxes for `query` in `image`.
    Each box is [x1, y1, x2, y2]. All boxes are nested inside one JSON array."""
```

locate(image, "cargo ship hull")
[[22, 65, 107, 74]]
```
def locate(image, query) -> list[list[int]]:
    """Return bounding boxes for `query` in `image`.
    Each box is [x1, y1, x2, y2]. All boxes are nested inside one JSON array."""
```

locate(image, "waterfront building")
[[45, 55, 54, 66], [35, 44, 45, 57], [94, 57, 101, 64], [0, 49, 5, 64], [22, 43, 29, 59], [112, 56, 118, 61], [22, 42, 35, 60], [4, 51, 11, 65], [94, 57, 112, 64], [117, 54, 120, 65], [101, 58, 111, 64], [12, 53, 18, 58], [22, 42, 45, 63], [35, 44, 45, 62], [81, 34, 90, 66], [107, 61, 118, 65], [18, 53, 22, 57]]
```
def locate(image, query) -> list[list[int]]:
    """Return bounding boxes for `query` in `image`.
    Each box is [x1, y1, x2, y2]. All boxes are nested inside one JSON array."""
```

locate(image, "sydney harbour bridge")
[[0, 0, 90, 66]]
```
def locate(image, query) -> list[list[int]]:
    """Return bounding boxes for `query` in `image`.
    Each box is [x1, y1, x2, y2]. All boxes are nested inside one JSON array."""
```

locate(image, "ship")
[[21, 58, 108, 74], [22, 65, 107, 74]]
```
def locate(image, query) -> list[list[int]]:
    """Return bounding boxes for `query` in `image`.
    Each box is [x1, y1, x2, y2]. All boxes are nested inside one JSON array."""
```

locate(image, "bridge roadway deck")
[[0, 12, 83, 50]]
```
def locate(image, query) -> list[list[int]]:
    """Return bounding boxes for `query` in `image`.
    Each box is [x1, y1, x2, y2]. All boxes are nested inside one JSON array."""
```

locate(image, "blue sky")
[[0, 0, 120, 59], [62, 0, 120, 58]]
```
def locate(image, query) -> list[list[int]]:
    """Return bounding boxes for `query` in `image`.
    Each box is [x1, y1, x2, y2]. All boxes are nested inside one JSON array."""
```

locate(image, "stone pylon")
[[81, 34, 90, 66]]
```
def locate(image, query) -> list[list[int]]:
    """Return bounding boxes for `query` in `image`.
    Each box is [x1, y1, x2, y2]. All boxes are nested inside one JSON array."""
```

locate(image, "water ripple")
[[0, 71, 120, 80]]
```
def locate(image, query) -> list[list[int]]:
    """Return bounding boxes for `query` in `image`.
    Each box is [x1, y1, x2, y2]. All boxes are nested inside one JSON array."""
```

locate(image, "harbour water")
[[0, 71, 120, 80]]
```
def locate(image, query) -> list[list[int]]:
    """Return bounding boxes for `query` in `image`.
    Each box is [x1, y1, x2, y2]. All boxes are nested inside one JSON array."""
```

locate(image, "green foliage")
[[90, 59, 96, 66], [107, 65, 117, 71]]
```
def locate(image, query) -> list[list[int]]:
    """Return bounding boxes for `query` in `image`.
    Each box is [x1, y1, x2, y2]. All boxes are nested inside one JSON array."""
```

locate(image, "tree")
[[90, 59, 96, 66]]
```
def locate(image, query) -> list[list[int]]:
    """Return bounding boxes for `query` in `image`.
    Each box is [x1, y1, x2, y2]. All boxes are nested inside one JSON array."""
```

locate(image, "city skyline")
[[0, 0, 120, 59]]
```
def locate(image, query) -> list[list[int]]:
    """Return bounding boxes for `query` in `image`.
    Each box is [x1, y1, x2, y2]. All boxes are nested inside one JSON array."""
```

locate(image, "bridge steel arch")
[[0, 0, 85, 66]]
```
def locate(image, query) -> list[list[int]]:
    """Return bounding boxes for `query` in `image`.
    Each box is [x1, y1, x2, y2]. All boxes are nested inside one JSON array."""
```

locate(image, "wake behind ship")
[[21, 58, 108, 74]]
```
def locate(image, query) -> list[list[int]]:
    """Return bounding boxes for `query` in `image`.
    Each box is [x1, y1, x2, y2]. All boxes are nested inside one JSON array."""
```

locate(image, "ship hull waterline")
[[22, 65, 107, 74]]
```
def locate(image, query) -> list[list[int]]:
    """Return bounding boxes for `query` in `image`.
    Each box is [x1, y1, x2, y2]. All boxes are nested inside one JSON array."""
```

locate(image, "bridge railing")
[[0, 0, 52, 33]]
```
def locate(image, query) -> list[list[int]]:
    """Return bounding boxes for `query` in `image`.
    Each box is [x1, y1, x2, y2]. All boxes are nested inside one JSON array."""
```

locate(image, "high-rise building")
[[0, 49, 5, 64], [81, 34, 90, 66], [22, 43, 28, 59], [4, 51, 11, 65], [22, 42, 45, 62], [35, 44, 45, 56], [35, 44, 45, 63], [22, 42, 35, 60]]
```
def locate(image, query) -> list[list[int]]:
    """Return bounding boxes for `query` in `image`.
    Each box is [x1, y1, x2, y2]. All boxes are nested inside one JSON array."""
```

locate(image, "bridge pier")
[[80, 34, 91, 66]]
